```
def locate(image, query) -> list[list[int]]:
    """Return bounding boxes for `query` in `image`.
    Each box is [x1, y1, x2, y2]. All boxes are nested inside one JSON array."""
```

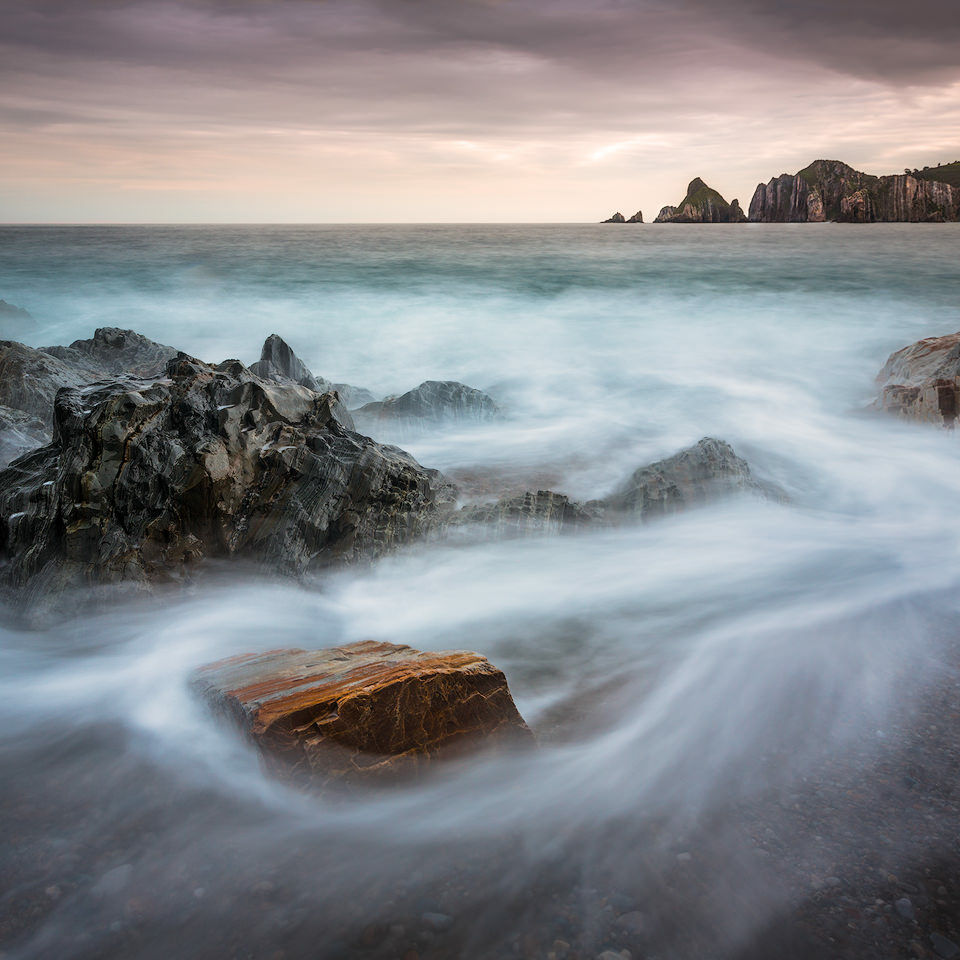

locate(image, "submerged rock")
[[0, 354, 455, 599], [654, 178, 748, 224], [874, 332, 960, 426], [455, 490, 598, 538], [192, 640, 533, 788], [603, 438, 763, 518], [353, 380, 501, 436]]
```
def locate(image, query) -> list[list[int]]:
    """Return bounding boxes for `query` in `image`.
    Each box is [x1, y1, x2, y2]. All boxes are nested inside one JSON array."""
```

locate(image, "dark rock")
[[874, 332, 960, 426], [250, 333, 326, 392], [654, 178, 748, 223], [602, 437, 763, 518], [0, 354, 456, 599], [602, 212, 626, 223], [749, 159, 960, 223], [191, 641, 533, 788], [353, 381, 501, 437], [331, 383, 378, 408], [931, 933, 960, 959], [454, 490, 598, 538], [0, 404, 48, 469], [626, 210, 644, 223], [44, 327, 177, 378]]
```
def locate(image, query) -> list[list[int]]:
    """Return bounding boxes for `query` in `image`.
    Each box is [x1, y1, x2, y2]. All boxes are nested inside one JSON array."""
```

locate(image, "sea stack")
[[654, 178, 748, 223]]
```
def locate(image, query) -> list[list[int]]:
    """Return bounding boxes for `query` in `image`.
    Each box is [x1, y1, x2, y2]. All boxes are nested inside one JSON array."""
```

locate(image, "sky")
[[1, 0, 959, 223]]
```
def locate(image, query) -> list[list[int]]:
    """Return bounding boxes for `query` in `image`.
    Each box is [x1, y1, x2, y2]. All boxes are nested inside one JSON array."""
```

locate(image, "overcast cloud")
[[1, 0, 958, 221]]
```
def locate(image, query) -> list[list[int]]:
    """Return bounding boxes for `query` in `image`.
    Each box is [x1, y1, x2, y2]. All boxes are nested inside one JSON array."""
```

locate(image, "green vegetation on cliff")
[[913, 161, 960, 189]]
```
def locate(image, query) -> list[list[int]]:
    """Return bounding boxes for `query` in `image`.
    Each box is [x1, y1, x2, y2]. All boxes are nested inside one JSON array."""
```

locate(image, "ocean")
[[2, 223, 960, 959]]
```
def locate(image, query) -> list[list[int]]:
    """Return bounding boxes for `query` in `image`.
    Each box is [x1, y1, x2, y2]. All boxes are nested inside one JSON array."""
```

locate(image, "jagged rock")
[[0, 329, 177, 427], [654, 179, 748, 223], [250, 334, 376, 409], [626, 210, 644, 223], [0, 354, 456, 600], [749, 159, 960, 223], [603, 438, 763, 518], [192, 640, 533, 788], [353, 380, 501, 437], [0, 341, 102, 426], [454, 490, 598, 538], [0, 405, 48, 469], [0, 300, 32, 321], [44, 327, 177, 378], [874, 332, 960, 426], [250, 333, 327, 392], [602, 212, 626, 223]]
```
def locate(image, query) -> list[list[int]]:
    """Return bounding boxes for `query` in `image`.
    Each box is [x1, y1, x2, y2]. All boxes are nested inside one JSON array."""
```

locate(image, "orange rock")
[[192, 641, 533, 787]]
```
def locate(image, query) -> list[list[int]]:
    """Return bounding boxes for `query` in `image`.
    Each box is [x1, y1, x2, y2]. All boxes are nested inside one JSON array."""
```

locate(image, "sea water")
[[1, 223, 959, 958]]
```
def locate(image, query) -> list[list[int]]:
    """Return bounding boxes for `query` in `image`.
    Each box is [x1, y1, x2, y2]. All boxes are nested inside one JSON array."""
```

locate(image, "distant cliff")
[[749, 159, 960, 222], [653, 178, 747, 223]]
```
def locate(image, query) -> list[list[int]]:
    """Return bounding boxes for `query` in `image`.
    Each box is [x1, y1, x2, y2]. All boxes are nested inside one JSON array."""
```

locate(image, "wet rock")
[[44, 327, 177, 378], [896, 897, 916, 920], [0, 354, 456, 599], [454, 490, 598, 538], [931, 933, 960, 959], [192, 641, 533, 788], [0, 404, 48, 468], [250, 333, 326, 392], [352, 380, 501, 437], [874, 332, 960, 426], [602, 437, 764, 519]]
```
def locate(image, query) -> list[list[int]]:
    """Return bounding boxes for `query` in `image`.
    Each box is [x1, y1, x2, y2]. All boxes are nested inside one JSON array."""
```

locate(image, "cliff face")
[[654, 178, 748, 223], [749, 159, 960, 222]]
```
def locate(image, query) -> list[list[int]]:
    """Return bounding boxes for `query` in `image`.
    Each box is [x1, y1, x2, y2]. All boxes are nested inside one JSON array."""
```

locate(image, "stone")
[[748, 159, 960, 223], [626, 210, 644, 223], [44, 327, 177, 378], [0, 354, 456, 601], [931, 933, 960, 959], [654, 178, 748, 223], [896, 897, 916, 920], [352, 380, 501, 437], [602, 212, 626, 223], [191, 641, 533, 788], [250, 333, 327, 392], [454, 490, 599, 538], [0, 404, 48, 468], [602, 438, 764, 519], [874, 332, 960, 426]]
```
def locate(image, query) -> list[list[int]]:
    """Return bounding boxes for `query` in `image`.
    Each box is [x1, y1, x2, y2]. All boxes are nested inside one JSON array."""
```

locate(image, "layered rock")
[[603, 438, 763, 518], [0, 406, 47, 470], [352, 380, 501, 438], [249, 334, 376, 409], [192, 641, 533, 788], [654, 179, 748, 224], [44, 327, 177, 378], [0, 354, 456, 599], [749, 159, 960, 223], [874, 332, 960, 425]]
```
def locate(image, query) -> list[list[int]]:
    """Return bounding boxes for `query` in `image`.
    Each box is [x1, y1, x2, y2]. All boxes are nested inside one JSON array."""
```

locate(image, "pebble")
[[931, 933, 960, 959], [895, 897, 916, 920]]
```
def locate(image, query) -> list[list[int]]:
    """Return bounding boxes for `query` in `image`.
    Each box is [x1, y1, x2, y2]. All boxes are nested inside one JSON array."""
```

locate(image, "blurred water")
[[1, 224, 960, 959]]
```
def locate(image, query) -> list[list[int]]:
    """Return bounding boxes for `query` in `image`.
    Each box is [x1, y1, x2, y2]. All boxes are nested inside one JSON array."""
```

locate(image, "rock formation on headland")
[[192, 641, 533, 788], [601, 211, 643, 223], [654, 178, 748, 224], [0, 352, 456, 599], [749, 160, 960, 223], [874, 332, 960, 426]]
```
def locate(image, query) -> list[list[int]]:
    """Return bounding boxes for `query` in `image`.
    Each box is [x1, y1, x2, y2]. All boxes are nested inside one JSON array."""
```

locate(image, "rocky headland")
[[654, 178, 747, 224]]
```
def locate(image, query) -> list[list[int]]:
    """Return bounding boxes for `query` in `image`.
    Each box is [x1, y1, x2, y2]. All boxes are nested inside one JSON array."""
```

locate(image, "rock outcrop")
[[602, 211, 643, 224], [603, 438, 763, 518], [192, 641, 533, 788], [0, 354, 456, 599], [654, 179, 748, 224], [874, 332, 960, 426], [352, 380, 501, 438], [44, 327, 177, 378], [455, 490, 598, 538], [602, 212, 626, 223], [626, 210, 644, 224], [749, 160, 960, 223]]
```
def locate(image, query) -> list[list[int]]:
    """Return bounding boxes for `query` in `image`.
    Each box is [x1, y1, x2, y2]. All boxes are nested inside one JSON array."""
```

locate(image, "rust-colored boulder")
[[875, 332, 960, 426], [192, 641, 533, 787]]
